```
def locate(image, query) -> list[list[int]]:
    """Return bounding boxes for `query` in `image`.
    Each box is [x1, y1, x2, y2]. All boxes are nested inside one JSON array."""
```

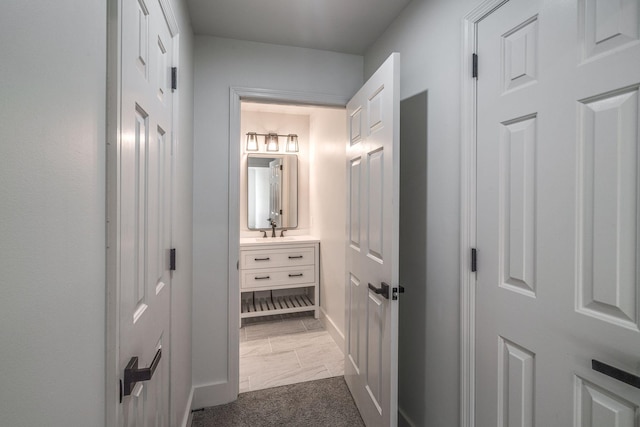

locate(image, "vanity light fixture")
[[245, 132, 259, 151], [285, 134, 299, 153], [265, 133, 279, 152], [244, 132, 300, 153]]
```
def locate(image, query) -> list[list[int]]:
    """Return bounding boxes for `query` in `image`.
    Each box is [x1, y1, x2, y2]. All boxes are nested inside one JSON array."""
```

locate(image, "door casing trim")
[[460, 2, 509, 427]]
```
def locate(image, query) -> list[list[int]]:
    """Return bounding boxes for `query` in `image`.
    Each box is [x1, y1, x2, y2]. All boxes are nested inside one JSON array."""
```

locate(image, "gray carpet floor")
[[191, 376, 365, 427]]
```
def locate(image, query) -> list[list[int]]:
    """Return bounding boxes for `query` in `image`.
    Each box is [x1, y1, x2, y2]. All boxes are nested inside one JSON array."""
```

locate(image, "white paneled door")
[[269, 158, 282, 227], [345, 52, 401, 427], [117, 0, 174, 425], [476, 0, 640, 425]]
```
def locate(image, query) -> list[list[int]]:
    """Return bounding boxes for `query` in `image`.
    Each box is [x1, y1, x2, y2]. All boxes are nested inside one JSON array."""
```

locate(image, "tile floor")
[[239, 313, 344, 393]]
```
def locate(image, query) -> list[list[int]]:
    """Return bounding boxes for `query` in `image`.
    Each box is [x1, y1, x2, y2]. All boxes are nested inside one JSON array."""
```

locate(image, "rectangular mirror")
[[247, 154, 298, 230]]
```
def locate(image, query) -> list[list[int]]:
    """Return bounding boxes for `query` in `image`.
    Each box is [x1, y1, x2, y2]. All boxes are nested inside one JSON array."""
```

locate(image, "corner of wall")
[[191, 381, 237, 410], [180, 386, 195, 427], [398, 407, 417, 427], [320, 308, 345, 354]]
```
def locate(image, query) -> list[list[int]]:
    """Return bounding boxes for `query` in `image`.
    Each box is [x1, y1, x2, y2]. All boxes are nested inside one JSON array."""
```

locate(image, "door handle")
[[368, 282, 390, 299], [592, 359, 640, 389], [122, 349, 162, 399], [368, 282, 405, 300]]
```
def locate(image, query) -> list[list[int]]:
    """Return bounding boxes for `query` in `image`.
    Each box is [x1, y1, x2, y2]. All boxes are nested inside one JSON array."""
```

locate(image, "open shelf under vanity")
[[241, 287, 316, 317]]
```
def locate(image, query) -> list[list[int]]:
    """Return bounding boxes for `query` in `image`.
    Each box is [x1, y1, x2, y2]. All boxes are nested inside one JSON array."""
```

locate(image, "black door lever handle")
[[592, 359, 640, 389], [122, 349, 162, 399], [368, 282, 390, 299]]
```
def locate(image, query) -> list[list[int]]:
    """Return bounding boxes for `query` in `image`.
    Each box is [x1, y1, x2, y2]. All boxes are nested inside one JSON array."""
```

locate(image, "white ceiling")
[[186, 0, 412, 54]]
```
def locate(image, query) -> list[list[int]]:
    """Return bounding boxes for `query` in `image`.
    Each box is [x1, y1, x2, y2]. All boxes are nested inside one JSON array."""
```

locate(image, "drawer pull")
[[255, 276, 270, 280], [254, 257, 270, 261], [288, 255, 303, 259], [288, 273, 304, 277]]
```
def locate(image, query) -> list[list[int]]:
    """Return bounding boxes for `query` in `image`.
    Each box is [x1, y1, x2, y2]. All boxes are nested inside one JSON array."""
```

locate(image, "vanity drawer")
[[241, 265, 315, 289], [241, 247, 315, 269]]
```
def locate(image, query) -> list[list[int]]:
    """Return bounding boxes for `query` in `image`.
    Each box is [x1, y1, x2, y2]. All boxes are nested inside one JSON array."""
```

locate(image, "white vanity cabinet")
[[239, 237, 319, 319]]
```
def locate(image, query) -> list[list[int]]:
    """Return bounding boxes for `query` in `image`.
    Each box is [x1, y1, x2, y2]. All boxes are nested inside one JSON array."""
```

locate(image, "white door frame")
[[105, 0, 180, 425], [460, 1, 508, 427], [227, 87, 348, 397]]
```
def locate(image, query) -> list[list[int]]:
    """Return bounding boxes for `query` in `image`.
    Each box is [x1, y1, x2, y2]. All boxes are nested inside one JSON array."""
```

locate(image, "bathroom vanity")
[[239, 236, 319, 320]]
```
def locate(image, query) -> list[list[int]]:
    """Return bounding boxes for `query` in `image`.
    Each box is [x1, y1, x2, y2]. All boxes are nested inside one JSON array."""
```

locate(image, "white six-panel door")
[[345, 52, 400, 427], [475, 0, 640, 425], [118, 0, 174, 425], [269, 158, 282, 227]]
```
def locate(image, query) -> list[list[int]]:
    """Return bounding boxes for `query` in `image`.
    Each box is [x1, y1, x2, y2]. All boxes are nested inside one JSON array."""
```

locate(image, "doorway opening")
[[227, 55, 404, 423], [237, 100, 348, 392]]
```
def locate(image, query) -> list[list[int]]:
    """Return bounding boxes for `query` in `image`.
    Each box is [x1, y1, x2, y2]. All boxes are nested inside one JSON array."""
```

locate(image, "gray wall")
[[192, 36, 363, 407], [170, 2, 196, 425], [0, 1, 194, 425], [399, 91, 428, 426], [365, 0, 481, 425], [0, 1, 106, 425]]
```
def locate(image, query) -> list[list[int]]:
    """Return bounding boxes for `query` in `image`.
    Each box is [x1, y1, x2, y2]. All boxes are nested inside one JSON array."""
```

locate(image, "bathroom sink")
[[254, 237, 296, 242], [239, 235, 319, 247]]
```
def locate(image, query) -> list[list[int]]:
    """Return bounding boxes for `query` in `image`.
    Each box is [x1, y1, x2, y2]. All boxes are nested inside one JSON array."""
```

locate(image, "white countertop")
[[240, 234, 320, 247]]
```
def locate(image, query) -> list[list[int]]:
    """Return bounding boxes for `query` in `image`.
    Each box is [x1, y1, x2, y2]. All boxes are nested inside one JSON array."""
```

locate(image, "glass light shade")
[[285, 134, 299, 152], [266, 133, 279, 152], [246, 132, 259, 151]]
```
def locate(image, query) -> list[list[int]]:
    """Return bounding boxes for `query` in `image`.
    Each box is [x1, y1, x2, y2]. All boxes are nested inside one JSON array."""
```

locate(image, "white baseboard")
[[181, 387, 194, 427], [398, 407, 416, 427], [191, 380, 236, 410], [320, 308, 345, 354]]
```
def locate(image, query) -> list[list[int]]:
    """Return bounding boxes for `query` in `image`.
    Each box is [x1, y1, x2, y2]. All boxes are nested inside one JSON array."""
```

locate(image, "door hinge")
[[280, 165, 283, 171], [279, 209, 283, 215], [472, 53, 478, 79], [170, 248, 176, 271], [171, 67, 177, 91], [236, 260, 239, 271], [471, 248, 477, 272], [119, 379, 123, 403]]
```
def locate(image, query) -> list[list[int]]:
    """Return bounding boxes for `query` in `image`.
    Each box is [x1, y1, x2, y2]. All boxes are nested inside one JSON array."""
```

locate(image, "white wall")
[[240, 110, 311, 235], [0, 1, 106, 425], [0, 1, 194, 426], [192, 36, 363, 407], [309, 107, 348, 349], [364, 1, 480, 425]]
